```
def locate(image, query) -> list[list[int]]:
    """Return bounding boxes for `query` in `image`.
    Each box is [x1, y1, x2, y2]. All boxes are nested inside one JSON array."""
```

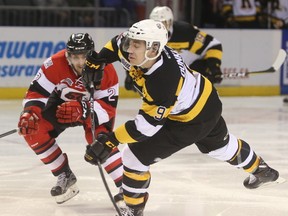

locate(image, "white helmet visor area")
[[122, 36, 161, 67]]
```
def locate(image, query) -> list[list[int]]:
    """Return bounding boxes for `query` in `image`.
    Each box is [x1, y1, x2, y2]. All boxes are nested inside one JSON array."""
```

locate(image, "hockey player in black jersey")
[[124, 6, 223, 92], [149, 6, 223, 85], [83, 19, 281, 216]]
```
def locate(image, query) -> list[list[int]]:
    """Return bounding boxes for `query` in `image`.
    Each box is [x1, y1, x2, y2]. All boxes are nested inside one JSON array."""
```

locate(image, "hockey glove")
[[82, 51, 106, 91], [18, 106, 41, 135], [84, 133, 118, 165], [56, 101, 90, 125], [205, 59, 223, 84]]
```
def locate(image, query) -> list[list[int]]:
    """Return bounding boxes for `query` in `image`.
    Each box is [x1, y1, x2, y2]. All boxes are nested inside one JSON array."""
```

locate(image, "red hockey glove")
[[56, 101, 90, 125], [84, 133, 118, 165], [18, 106, 41, 135]]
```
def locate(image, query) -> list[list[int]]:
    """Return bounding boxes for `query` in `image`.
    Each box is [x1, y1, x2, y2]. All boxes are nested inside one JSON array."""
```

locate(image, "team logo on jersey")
[[43, 57, 53, 69], [195, 32, 205, 43], [33, 70, 42, 81]]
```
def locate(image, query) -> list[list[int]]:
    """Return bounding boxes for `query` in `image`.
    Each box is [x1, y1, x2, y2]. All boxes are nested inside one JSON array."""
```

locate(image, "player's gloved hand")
[[124, 71, 136, 92], [84, 133, 118, 165], [56, 101, 90, 125], [205, 60, 223, 84], [18, 106, 41, 135], [82, 51, 106, 91]]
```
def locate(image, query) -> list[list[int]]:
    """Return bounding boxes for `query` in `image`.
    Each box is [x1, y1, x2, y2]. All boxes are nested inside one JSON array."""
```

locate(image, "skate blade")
[[54, 184, 79, 204], [116, 199, 126, 209], [257, 176, 286, 189]]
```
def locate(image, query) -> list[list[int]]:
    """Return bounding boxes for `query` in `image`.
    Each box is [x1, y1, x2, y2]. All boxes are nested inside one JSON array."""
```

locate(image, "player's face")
[[69, 53, 86, 75], [125, 39, 146, 65]]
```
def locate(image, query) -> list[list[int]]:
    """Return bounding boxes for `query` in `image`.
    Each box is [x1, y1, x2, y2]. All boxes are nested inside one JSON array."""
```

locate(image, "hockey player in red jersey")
[[17, 33, 123, 204]]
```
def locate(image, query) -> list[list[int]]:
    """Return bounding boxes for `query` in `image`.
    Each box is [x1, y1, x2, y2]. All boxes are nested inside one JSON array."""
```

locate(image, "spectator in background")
[[67, 0, 94, 26], [264, 0, 288, 29], [100, 0, 137, 27], [260, 0, 288, 103], [201, 0, 225, 28], [221, 0, 263, 28], [34, 0, 70, 26]]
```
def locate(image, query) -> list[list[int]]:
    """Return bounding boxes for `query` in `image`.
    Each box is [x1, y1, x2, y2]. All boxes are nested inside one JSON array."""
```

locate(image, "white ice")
[[1, 96, 288, 216]]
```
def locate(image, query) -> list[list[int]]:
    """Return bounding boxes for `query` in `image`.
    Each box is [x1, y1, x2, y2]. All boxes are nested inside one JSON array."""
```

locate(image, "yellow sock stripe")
[[124, 170, 151, 181], [124, 194, 145, 206], [229, 139, 242, 162], [245, 156, 260, 173]]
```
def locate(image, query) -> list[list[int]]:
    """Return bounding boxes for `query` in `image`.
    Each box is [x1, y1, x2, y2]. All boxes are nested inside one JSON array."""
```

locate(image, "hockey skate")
[[119, 193, 148, 216], [243, 158, 284, 189], [50, 169, 79, 204], [114, 188, 125, 208]]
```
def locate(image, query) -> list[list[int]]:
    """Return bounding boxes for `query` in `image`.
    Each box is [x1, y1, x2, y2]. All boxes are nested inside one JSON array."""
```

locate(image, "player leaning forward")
[[17, 33, 123, 204], [84, 20, 281, 215]]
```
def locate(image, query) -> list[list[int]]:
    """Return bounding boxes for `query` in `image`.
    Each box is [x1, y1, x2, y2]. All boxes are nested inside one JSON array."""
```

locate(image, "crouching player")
[[17, 33, 123, 204]]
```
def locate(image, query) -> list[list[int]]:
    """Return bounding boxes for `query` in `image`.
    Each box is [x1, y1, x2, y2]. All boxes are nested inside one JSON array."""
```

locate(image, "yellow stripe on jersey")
[[204, 49, 222, 60], [234, 16, 257, 22], [176, 76, 184, 96], [141, 102, 171, 120], [167, 41, 190, 50], [141, 76, 183, 119], [190, 31, 207, 53], [104, 40, 114, 52], [114, 124, 137, 143], [222, 5, 232, 14], [245, 156, 260, 173], [168, 77, 212, 122], [141, 83, 152, 102], [124, 194, 146, 206]]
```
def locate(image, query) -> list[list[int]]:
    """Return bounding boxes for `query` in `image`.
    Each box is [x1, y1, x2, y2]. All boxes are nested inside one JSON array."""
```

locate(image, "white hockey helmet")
[[124, 19, 168, 63], [149, 6, 174, 33]]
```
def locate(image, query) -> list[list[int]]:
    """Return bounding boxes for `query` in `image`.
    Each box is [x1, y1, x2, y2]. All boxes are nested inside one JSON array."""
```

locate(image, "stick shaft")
[[0, 129, 18, 138], [89, 84, 121, 216]]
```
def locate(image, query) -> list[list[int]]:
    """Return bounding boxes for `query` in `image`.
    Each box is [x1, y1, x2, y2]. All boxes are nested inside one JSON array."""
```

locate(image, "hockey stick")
[[88, 83, 121, 216], [0, 128, 18, 138], [222, 49, 287, 79]]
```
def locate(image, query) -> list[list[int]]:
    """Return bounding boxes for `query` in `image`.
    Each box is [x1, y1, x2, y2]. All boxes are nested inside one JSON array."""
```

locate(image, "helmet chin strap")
[[136, 50, 157, 68]]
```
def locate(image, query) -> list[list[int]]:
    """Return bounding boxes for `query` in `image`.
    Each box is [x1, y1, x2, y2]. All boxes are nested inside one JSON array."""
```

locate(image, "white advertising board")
[[0, 27, 282, 89], [0, 27, 126, 88]]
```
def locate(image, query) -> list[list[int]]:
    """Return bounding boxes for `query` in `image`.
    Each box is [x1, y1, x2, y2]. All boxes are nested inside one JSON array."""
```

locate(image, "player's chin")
[[128, 58, 138, 66], [75, 68, 83, 76]]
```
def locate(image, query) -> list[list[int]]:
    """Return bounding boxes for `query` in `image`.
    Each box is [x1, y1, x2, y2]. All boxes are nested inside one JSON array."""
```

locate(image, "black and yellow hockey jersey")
[[166, 21, 222, 68], [98, 34, 219, 145]]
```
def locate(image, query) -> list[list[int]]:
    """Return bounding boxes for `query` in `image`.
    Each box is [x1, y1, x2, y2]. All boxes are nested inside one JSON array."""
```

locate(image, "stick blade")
[[272, 49, 287, 71]]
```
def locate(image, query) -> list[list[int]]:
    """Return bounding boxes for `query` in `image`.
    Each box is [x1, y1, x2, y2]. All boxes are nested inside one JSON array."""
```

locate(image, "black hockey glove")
[[82, 51, 106, 91], [124, 70, 136, 92], [84, 133, 118, 165], [205, 59, 223, 84]]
